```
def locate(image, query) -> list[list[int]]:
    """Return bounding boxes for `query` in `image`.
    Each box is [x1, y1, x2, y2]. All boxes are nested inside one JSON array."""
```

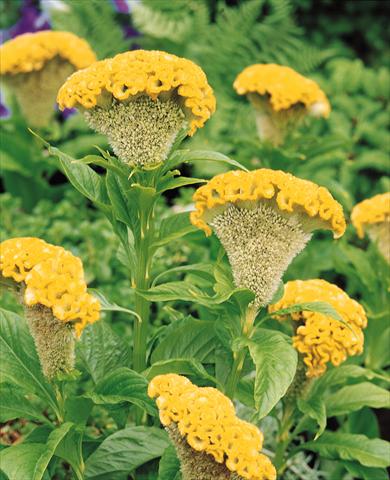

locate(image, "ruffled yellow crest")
[[351, 192, 390, 238], [148, 374, 276, 480], [57, 49, 216, 135], [0, 31, 96, 75], [0, 237, 100, 337], [190, 169, 346, 238], [269, 279, 367, 377], [234, 64, 330, 116]]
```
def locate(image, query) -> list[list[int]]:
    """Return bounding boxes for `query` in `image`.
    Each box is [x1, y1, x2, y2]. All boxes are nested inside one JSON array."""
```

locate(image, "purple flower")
[[1, 0, 50, 44], [61, 108, 77, 120], [0, 98, 10, 119], [123, 24, 140, 39], [111, 0, 130, 14]]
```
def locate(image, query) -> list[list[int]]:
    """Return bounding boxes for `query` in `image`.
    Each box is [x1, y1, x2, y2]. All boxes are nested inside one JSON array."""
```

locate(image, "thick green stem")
[[274, 401, 296, 474], [225, 306, 257, 399], [225, 348, 247, 398], [133, 202, 154, 373], [53, 383, 65, 424]]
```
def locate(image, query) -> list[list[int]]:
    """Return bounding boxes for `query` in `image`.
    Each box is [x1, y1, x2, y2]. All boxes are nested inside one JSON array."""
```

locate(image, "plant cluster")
[[0, 2, 389, 480]]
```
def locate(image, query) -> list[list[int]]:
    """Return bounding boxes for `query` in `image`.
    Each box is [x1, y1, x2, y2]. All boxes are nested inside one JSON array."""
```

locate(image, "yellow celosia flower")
[[0, 237, 100, 337], [233, 64, 330, 145], [0, 31, 96, 75], [0, 31, 96, 127], [57, 50, 216, 168], [269, 279, 367, 377], [234, 64, 330, 115], [351, 192, 390, 263], [148, 374, 276, 480], [190, 169, 346, 306]]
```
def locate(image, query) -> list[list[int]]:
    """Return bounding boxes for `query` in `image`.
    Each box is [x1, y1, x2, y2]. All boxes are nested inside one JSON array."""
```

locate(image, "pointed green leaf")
[[145, 358, 216, 385], [302, 432, 390, 468], [248, 329, 297, 418], [0, 423, 74, 480], [326, 382, 390, 416], [158, 445, 181, 480], [85, 367, 156, 415], [154, 212, 197, 247], [77, 321, 131, 384], [297, 397, 326, 439], [84, 427, 170, 479], [151, 319, 218, 364], [0, 308, 58, 415], [0, 385, 48, 424]]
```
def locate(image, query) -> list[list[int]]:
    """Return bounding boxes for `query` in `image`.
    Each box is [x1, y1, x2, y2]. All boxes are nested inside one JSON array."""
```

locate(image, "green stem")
[[225, 348, 247, 398], [53, 382, 65, 424], [133, 201, 154, 373], [225, 305, 257, 399], [274, 401, 296, 474]]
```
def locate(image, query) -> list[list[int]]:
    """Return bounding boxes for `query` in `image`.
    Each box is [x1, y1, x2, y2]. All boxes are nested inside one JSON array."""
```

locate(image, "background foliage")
[[0, 1, 389, 479]]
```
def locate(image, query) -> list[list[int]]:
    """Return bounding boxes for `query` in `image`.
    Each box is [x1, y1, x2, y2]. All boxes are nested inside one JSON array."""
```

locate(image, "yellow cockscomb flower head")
[[269, 279, 367, 377], [0, 237, 100, 378], [351, 192, 390, 263], [57, 49, 216, 169], [148, 374, 276, 480], [0, 31, 96, 127], [233, 64, 330, 145], [190, 169, 346, 307]]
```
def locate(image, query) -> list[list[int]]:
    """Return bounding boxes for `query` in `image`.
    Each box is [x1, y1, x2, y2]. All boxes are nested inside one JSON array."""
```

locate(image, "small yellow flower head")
[[0, 31, 96, 75], [1, 237, 100, 379], [148, 374, 276, 480], [351, 193, 390, 263], [233, 64, 330, 145], [0, 31, 96, 127], [57, 50, 216, 168], [0, 237, 100, 337], [190, 169, 346, 306], [269, 279, 367, 377]]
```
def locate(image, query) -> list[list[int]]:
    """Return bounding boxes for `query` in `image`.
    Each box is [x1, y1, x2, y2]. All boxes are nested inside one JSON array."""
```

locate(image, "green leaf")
[[213, 258, 235, 296], [157, 174, 205, 193], [32, 423, 75, 480], [171, 149, 249, 171], [84, 427, 170, 479], [0, 423, 74, 480], [309, 365, 382, 398], [64, 396, 93, 425], [337, 244, 377, 293], [85, 367, 156, 415], [31, 132, 110, 210], [0, 444, 47, 480], [77, 321, 131, 384], [0, 308, 58, 415], [139, 281, 244, 307], [106, 169, 133, 225], [0, 385, 48, 424], [268, 301, 343, 322], [297, 397, 326, 439], [248, 329, 297, 418], [154, 212, 197, 247], [89, 289, 140, 321], [302, 432, 390, 468], [151, 319, 218, 364], [54, 426, 84, 480], [151, 263, 215, 287], [342, 461, 388, 480], [326, 382, 390, 416], [347, 408, 380, 439], [158, 445, 181, 480], [145, 359, 216, 385]]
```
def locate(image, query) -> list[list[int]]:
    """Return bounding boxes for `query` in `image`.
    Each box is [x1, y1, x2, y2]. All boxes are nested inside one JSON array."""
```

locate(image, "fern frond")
[[50, 0, 130, 59]]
